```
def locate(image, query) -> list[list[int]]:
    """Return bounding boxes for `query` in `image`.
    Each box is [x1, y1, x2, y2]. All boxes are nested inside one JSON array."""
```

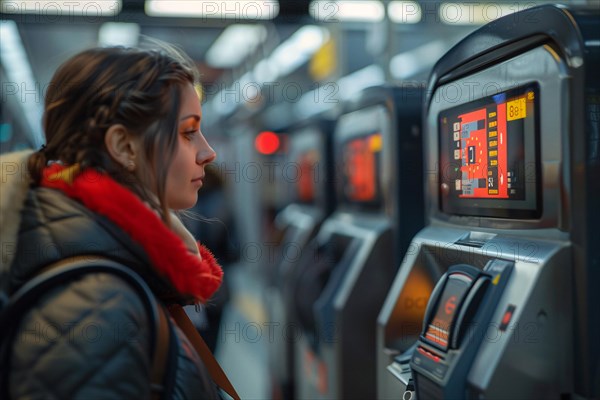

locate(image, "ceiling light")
[[98, 23, 140, 47], [310, 0, 385, 22], [253, 59, 276, 84], [205, 24, 267, 68], [145, 0, 279, 19], [388, 1, 421, 24], [1, 0, 121, 15], [268, 25, 329, 79]]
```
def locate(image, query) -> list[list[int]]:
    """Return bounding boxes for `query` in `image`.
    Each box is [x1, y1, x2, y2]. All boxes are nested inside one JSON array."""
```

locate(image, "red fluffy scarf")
[[40, 164, 223, 303]]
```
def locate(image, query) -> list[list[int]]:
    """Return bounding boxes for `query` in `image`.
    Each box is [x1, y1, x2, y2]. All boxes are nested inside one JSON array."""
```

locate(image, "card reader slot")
[[454, 231, 497, 248], [417, 346, 445, 363]]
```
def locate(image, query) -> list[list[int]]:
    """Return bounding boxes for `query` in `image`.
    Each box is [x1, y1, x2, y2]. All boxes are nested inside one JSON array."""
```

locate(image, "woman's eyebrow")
[[180, 114, 200, 121]]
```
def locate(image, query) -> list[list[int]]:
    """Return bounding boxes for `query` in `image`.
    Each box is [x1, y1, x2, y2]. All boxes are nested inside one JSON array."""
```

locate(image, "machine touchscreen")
[[296, 150, 319, 204], [439, 85, 540, 218], [340, 132, 383, 207]]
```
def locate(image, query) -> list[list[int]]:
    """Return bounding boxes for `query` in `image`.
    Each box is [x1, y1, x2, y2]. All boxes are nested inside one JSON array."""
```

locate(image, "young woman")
[[1, 45, 227, 399]]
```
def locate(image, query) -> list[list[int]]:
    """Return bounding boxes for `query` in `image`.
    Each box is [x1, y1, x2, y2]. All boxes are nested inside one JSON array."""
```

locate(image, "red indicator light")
[[417, 346, 441, 363], [499, 304, 516, 331], [502, 311, 512, 325], [255, 131, 280, 155]]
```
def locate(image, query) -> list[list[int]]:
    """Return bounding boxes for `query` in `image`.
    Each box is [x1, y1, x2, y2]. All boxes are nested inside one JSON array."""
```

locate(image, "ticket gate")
[[293, 85, 424, 399], [265, 119, 335, 400], [377, 4, 599, 399]]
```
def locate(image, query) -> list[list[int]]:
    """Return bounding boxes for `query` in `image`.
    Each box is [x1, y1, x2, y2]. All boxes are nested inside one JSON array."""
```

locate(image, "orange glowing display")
[[343, 133, 381, 203], [297, 150, 318, 203]]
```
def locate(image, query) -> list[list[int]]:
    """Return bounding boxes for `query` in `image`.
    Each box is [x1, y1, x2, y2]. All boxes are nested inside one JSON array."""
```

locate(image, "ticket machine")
[[293, 85, 424, 399], [266, 118, 335, 400], [378, 4, 599, 399]]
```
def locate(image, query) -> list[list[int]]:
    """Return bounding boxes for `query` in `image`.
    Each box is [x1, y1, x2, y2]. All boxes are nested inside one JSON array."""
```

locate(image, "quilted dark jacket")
[[6, 187, 222, 399]]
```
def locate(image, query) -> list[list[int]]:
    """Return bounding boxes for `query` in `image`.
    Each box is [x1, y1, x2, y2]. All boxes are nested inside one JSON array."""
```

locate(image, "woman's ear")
[[104, 124, 139, 170]]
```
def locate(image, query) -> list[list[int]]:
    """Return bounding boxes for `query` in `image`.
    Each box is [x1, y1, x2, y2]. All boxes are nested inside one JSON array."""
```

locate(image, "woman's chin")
[[168, 196, 198, 211]]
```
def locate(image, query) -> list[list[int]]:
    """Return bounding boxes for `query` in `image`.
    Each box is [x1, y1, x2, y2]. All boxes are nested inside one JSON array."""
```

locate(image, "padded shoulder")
[[9, 271, 153, 399], [10, 188, 145, 286]]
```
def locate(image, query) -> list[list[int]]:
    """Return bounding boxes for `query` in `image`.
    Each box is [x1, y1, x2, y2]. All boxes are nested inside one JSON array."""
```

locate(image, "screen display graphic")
[[341, 132, 382, 205], [297, 150, 319, 203], [439, 85, 539, 218]]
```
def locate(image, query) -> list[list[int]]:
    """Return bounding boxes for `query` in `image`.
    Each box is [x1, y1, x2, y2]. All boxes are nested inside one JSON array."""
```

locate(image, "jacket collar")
[[40, 163, 223, 303]]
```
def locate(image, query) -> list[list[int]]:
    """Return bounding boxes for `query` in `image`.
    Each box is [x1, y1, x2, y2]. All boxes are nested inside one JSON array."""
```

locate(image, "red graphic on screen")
[[344, 135, 379, 202], [455, 103, 508, 198], [297, 151, 317, 202]]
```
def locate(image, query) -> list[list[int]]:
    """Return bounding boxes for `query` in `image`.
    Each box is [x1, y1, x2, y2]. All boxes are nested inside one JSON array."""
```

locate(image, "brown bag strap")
[[150, 304, 171, 400], [168, 304, 241, 400]]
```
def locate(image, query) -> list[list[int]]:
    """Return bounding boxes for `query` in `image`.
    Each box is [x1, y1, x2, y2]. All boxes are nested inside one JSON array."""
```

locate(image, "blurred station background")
[[2, 1, 600, 399]]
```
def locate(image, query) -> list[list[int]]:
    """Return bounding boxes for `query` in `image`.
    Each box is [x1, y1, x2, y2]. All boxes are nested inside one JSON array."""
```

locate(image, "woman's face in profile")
[[165, 83, 216, 210]]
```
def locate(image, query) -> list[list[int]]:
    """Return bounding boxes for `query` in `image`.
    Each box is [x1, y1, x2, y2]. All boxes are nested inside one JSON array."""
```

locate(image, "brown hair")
[[28, 44, 200, 225]]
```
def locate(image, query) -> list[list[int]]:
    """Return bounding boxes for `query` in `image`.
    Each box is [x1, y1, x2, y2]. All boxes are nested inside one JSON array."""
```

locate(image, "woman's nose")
[[197, 134, 217, 165]]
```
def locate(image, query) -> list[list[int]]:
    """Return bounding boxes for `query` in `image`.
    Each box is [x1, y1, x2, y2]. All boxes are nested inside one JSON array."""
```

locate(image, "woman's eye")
[[183, 130, 199, 139]]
